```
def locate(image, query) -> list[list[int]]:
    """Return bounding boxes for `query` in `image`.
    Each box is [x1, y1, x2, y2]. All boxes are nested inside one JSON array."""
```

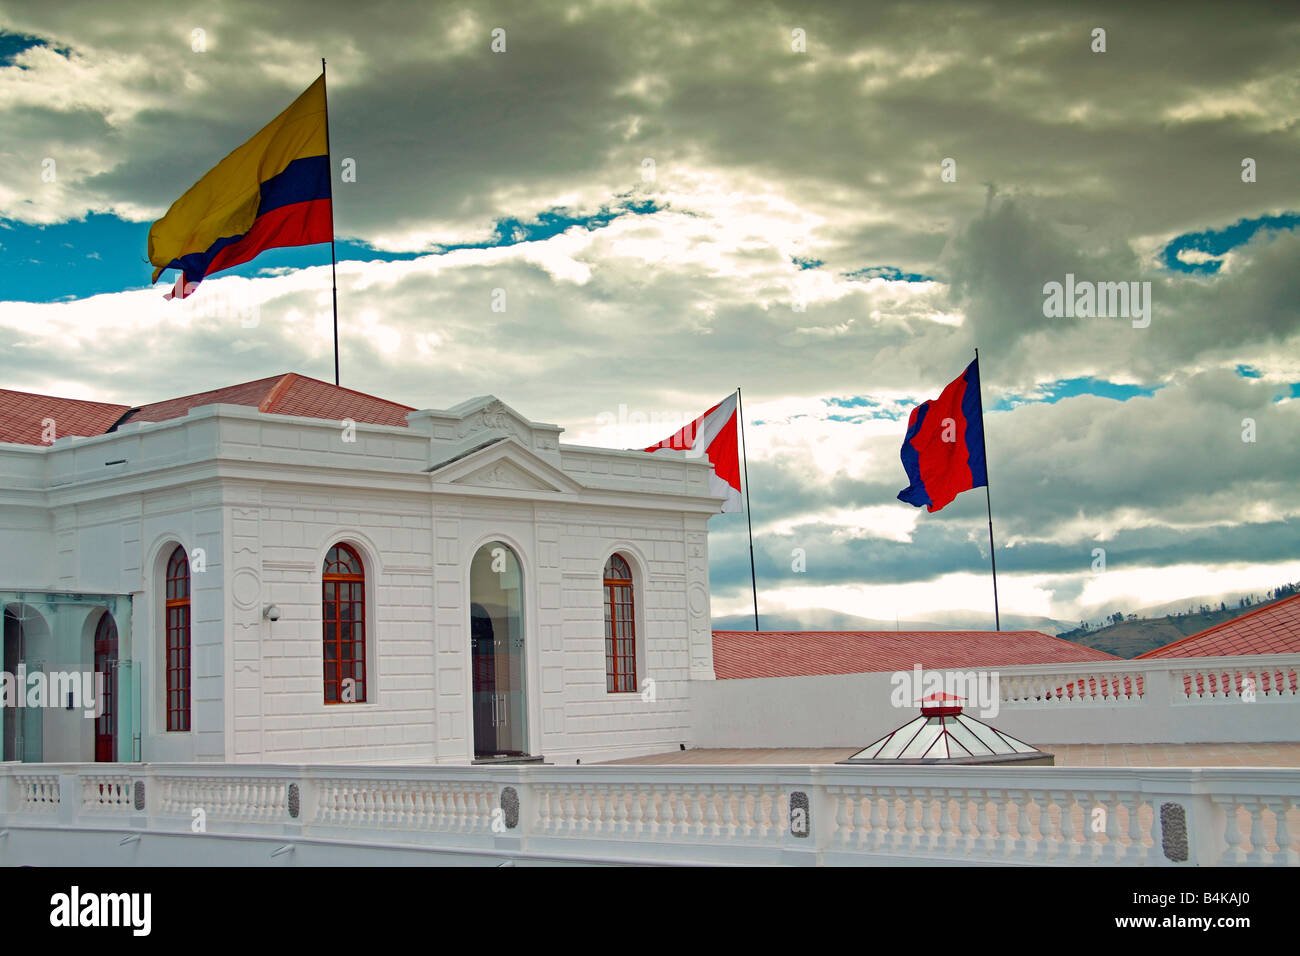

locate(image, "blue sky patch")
[[0, 199, 662, 303], [991, 377, 1159, 411], [1235, 364, 1262, 378], [1162, 212, 1300, 275], [842, 265, 934, 283], [0, 31, 70, 67]]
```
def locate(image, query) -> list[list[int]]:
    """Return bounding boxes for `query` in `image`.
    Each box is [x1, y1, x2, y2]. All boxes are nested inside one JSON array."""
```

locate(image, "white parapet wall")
[[1, 761, 1296, 866], [689, 654, 1300, 748]]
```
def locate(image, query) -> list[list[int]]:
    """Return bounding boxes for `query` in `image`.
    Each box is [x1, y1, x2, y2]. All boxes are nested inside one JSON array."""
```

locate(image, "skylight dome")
[[839, 693, 1054, 765]]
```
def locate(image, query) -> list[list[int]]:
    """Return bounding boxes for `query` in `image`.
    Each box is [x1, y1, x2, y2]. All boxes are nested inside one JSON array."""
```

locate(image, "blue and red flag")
[[148, 75, 332, 299], [897, 357, 988, 513]]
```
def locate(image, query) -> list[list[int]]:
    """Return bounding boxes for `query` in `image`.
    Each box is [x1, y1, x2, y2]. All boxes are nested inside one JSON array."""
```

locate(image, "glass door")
[[469, 543, 528, 758], [2, 606, 43, 762]]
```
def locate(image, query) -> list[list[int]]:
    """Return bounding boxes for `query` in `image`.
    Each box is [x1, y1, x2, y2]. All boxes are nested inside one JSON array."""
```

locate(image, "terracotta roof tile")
[[0, 373, 415, 445], [0, 389, 130, 446], [712, 629, 1119, 679], [120, 375, 287, 425], [1137, 593, 1300, 659], [262, 373, 414, 427]]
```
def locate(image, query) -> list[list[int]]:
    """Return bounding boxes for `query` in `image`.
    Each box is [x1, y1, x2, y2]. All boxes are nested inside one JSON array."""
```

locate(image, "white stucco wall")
[[0, 395, 721, 766], [689, 657, 1300, 749]]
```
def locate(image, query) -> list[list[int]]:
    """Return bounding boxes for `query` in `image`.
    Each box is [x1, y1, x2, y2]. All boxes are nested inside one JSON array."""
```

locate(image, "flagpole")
[[974, 348, 1001, 631], [321, 58, 341, 386], [737, 387, 760, 631]]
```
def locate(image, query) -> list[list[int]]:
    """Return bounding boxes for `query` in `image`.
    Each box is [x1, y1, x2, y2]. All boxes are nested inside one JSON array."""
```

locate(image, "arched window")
[[603, 553, 636, 693], [164, 545, 191, 732], [323, 544, 366, 703]]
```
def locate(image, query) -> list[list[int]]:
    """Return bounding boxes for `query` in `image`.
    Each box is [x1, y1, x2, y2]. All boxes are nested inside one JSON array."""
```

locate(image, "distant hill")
[[716, 581, 1300, 659], [1057, 584, 1299, 658]]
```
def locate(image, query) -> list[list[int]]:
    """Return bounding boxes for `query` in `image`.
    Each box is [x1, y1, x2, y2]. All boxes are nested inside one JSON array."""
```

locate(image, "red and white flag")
[[644, 392, 743, 513]]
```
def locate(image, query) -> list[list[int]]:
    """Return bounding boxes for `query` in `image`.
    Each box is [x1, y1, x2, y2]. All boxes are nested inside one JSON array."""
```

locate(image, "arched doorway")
[[469, 542, 528, 759], [94, 612, 118, 761]]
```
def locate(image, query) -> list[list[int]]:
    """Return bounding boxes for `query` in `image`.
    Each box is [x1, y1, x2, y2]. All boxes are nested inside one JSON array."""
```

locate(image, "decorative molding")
[[230, 567, 260, 609], [456, 401, 530, 445], [458, 461, 552, 492], [789, 791, 810, 838], [385, 565, 436, 576], [500, 787, 520, 829], [1160, 802, 1189, 862], [261, 561, 315, 572]]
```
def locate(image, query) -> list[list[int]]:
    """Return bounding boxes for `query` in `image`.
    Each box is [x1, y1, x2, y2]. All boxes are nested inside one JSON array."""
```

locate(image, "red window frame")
[[323, 543, 367, 704], [94, 613, 118, 761], [604, 553, 637, 693], [164, 545, 191, 732]]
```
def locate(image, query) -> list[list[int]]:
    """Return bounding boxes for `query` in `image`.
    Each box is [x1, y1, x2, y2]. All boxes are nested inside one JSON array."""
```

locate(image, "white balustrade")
[[81, 775, 133, 811], [0, 763, 1295, 866], [14, 773, 60, 812]]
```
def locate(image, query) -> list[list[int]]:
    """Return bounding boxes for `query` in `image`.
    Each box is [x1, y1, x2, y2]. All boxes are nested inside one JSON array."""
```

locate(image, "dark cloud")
[[3, 0, 1298, 622]]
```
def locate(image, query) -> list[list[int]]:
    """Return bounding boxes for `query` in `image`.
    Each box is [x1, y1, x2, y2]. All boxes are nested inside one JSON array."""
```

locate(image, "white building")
[[0, 373, 722, 766]]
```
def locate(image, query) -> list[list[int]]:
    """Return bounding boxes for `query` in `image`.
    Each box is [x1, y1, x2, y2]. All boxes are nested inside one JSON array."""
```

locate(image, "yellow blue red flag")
[[148, 75, 331, 298]]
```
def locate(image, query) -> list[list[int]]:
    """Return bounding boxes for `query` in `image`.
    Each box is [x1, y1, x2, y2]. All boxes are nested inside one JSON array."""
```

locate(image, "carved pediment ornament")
[[456, 401, 527, 443]]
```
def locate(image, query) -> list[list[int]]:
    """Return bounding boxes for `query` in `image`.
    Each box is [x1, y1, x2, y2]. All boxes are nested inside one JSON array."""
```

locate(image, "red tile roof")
[[1136, 594, 1300, 659], [0, 389, 130, 446], [0, 373, 415, 445], [712, 629, 1119, 679]]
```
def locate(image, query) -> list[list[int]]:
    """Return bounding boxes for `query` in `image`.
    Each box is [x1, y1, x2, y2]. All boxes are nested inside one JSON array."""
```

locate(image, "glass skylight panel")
[[958, 716, 1007, 752], [946, 718, 992, 755], [898, 721, 943, 757]]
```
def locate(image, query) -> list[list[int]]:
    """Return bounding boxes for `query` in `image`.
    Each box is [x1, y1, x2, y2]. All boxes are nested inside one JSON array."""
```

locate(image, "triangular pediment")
[[429, 437, 582, 496], [460, 459, 552, 492]]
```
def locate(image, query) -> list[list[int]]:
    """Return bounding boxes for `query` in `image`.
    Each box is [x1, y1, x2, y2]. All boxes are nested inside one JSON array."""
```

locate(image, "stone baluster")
[[974, 791, 994, 858], [721, 786, 740, 840], [883, 791, 903, 853], [1214, 796, 1246, 864], [575, 785, 591, 836], [708, 787, 725, 840], [752, 787, 768, 841], [607, 787, 624, 837], [845, 789, 863, 848], [1124, 795, 1144, 863], [998, 790, 1020, 859], [1047, 790, 1068, 862], [1264, 797, 1296, 866], [627, 786, 644, 839], [832, 789, 851, 847], [1245, 798, 1270, 865], [671, 787, 684, 840], [681, 786, 698, 839], [1023, 791, 1047, 862]]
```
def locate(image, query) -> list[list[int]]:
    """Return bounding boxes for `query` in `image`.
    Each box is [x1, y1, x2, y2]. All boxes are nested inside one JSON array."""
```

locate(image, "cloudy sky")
[[2, 0, 1298, 630]]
